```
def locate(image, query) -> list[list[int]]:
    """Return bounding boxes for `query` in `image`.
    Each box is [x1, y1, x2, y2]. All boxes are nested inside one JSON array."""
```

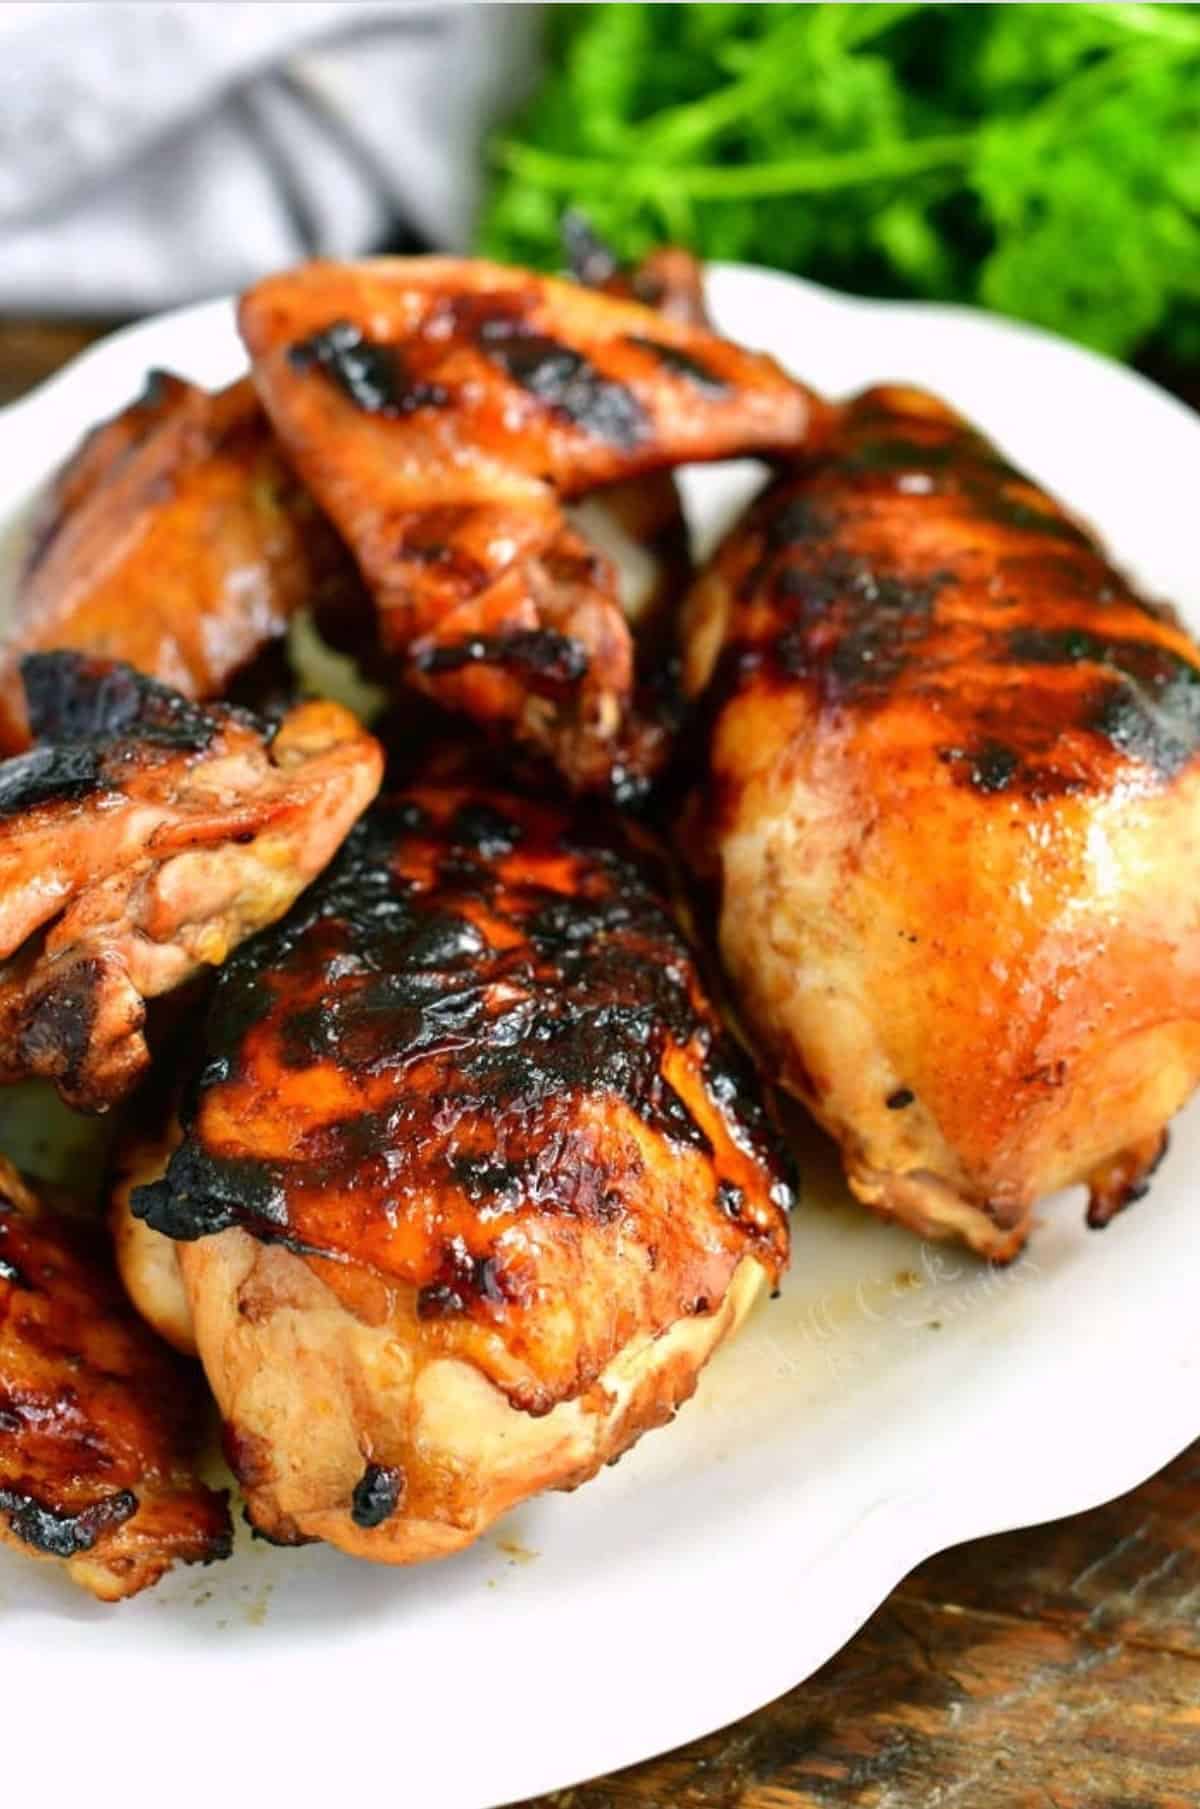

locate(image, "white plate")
[[1, 267, 1198, 1809]]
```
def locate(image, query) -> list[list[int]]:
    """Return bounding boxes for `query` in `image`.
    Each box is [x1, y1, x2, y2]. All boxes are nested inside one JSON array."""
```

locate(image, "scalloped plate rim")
[[0, 264, 1197, 1809]]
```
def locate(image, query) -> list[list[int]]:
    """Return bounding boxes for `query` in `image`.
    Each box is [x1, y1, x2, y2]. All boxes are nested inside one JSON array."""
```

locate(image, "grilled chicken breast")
[[129, 779, 792, 1561], [0, 652, 382, 1110], [683, 384, 1200, 1259], [239, 257, 823, 792], [0, 1158, 229, 1599], [0, 372, 359, 752]]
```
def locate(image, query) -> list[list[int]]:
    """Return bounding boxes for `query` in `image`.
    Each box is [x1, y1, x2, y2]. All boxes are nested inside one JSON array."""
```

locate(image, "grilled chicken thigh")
[[0, 1158, 229, 1599], [129, 780, 792, 1560], [0, 652, 381, 1110], [0, 372, 359, 752], [683, 385, 1200, 1259], [239, 257, 822, 792], [112, 1110, 194, 1355]]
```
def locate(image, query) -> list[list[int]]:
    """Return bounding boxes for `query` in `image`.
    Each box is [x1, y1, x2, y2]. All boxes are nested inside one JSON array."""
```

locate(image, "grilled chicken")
[[239, 257, 823, 792], [683, 384, 1200, 1260], [564, 228, 705, 719], [112, 1109, 195, 1355], [0, 652, 382, 1111], [0, 1157, 229, 1599], [561, 213, 709, 328], [0, 371, 360, 752], [128, 778, 792, 1561]]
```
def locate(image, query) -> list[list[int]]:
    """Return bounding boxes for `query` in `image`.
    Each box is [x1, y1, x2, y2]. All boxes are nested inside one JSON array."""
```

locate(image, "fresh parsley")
[[478, 3, 1200, 364]]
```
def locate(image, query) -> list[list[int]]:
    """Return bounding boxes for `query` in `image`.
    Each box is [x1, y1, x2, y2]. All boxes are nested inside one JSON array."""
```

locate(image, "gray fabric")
[[0, 2, 541, 312]]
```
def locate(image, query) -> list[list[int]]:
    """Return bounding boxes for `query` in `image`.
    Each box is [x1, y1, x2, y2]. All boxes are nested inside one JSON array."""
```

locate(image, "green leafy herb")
[[478, 3, 1200, 364]]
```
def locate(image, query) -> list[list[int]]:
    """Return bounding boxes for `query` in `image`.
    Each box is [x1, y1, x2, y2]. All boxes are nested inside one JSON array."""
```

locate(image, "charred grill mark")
[[624, 335, 728, 396], [0, 1484, 138, 1558], [765, 497, 837, 550], [937, 735, 1097, 803], [840, 436, 961, 477], [761, 548, 949, 703], [133, 1139, 290, 1244], [448, 1154, 524, 1207], [1009, 627, 1115, 664], [942, 634, 1200, 787], [21, 651, 216, 752], [350, 1463, 405, 1528], [411, 629, 589, 690], [1006, 626, 1192, 673], [386, 798, 432, 837], [825, 605, 929, 697], [938, 741, 1022, 795], [0, 651, 223, 815], [713, 395, 1200, 797], [447, 801, 522, 858], [417, 1239, 522, 1322], [0, 743, 105, 816], [833, 431, 1085, 547], [287, 320, 449, 416], [478, 321, 649, 450], [971, 486, 1087, 543], [735, 497, 837, 606], [274, 915, 491, 1077], [1090, 671, 1200, 779], [135, 793, 796, 1286], [17, 961, 103, 1090], [1007, 626, 1200, 772]]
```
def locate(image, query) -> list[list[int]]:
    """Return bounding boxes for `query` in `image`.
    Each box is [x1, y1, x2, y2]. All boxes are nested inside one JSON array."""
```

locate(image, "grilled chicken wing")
[[239, 257, 823, 792], [564, 229, 704, 727], [0, 1158, 229, 1599], [564, 230, 701, 643], [128, 780, 792, 1561], [561, 214, 709, 328], [683, 385, 1200, 1259], [0, 652, 382, 1111], [0, 371, 360, 752]]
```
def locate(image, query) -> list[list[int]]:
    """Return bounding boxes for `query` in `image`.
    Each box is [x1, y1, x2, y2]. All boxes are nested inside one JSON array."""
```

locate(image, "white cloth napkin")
[[0, 1, 541, 314]]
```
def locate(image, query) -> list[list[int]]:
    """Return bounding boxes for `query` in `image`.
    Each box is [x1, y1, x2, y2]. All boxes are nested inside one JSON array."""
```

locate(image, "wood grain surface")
[[0, 318, 123, 405], [2, 314, 1197, 1809], [521, 1441, 1200, 1807]]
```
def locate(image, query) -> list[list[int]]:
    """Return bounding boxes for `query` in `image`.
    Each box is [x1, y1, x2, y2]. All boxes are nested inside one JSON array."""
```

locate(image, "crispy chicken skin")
[[0, 652, 382, 1111], [130, 782, 792, 1560], [0, 371, 358, 752], [683, 385, 1200, 1260], [0, 1158, 229, 1600], [239, 257, 823, 792]]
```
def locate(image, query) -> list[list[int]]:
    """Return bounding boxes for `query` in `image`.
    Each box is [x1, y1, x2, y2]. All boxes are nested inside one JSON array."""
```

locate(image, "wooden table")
[[5, 317, 1198, 1809]]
